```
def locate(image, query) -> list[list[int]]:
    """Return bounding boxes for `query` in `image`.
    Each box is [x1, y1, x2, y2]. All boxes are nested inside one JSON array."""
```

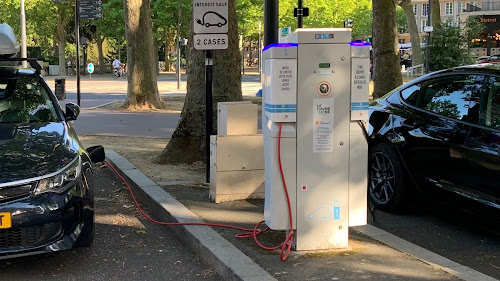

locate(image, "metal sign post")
[[75, 0, 81, 106], [193, 0, 228, 183], [74, 0, 103, 106]]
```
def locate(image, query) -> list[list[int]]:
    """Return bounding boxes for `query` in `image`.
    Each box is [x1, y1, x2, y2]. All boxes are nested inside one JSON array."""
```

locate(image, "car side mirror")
[[65, 103, 80, 121], [86, 145, 105, 163]]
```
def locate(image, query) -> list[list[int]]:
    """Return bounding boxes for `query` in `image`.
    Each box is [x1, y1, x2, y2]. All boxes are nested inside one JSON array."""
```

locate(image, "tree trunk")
[[153, 36, 159, 75], [399, 0, 423, 67], [123, 0, 166, 110], [55, 4, 70, 76], [97, 35, 105, 74], [165, 28, 174, 71], [156, 0, 242, 164], [431, 0, 441, 27], [372, 0, 403, 99]]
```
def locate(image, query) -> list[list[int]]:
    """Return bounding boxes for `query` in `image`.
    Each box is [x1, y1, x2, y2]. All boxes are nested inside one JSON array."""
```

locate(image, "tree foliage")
[[278, 0, 372, 38], [0, 0, 57, 58], [428, 18, 484, 71]]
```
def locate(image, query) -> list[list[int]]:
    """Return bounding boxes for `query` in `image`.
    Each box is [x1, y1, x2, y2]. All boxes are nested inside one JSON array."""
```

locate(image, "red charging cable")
[[104, 122, 294, 261]]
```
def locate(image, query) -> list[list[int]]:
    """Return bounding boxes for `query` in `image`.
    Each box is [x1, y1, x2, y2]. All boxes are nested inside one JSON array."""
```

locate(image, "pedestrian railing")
[[405, 64, 424, 77]]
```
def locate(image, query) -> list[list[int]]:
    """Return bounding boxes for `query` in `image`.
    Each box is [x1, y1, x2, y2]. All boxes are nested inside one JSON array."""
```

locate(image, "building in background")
[[398, 1, 500, 57]]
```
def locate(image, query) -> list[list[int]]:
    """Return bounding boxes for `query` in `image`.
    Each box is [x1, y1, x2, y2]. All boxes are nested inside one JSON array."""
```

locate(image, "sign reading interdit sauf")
[[192, 0, 228, 50], [193, 0, 228, 34]]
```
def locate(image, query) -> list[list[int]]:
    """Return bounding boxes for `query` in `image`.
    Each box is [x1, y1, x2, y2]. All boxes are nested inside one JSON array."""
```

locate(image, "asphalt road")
[[0, 166, 220, 281], [370, 193, 500, 280]]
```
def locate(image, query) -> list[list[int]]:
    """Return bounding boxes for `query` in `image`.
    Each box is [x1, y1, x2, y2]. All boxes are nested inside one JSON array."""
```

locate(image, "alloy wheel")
[[369, 151, 396, 205]]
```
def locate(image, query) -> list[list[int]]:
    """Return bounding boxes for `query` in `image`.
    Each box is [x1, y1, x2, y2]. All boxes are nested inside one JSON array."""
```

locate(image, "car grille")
[[0, 182, 36, 204], [0, 222, 62, 250]]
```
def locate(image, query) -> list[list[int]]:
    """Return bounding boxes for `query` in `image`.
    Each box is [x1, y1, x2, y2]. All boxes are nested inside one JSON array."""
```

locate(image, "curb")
[[105, 150, 276, 281]]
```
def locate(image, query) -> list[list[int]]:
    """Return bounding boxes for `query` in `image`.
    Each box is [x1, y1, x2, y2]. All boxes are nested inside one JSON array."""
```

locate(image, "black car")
[[368, 64, 500, 212], [0, 63, 104, 259]]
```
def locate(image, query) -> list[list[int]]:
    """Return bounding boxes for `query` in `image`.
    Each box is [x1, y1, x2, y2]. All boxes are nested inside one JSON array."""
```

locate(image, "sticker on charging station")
[[313, 98, 334, 153], [317, 81, 331, 96], [351, 57, 370, 121]]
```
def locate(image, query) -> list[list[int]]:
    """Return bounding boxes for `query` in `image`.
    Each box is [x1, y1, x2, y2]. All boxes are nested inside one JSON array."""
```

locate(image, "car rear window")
[[0, 77, 59, 124]]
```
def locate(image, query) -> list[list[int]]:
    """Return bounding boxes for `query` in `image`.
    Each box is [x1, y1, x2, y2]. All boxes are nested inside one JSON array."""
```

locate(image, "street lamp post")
[[426, 0, 431, 73], [258, 22, 262, 83], [20, 0, 27, 67]]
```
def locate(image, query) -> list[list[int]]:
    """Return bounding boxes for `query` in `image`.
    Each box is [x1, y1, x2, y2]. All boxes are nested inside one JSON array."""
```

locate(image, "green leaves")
[[428, 19, 484, 71], [278, 0, 372, 38]]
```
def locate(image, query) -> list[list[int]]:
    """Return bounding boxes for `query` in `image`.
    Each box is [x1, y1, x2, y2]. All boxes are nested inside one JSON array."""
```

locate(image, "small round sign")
[[87, 63, 94, 74], [317, 81, 331, 96]]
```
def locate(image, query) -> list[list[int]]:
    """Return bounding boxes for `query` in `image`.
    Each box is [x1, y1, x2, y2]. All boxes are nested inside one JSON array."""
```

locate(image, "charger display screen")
[[319, 63, 330, 69]]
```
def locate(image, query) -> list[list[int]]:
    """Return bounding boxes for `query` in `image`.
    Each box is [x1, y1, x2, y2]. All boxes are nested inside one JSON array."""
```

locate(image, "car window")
[[400, 84, 421, 105], [480, 76, 500, 130], [0, 77, 59, 124], [403, 74, 485, 122]]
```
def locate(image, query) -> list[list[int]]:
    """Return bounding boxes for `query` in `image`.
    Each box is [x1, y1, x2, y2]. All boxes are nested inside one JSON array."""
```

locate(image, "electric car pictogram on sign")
[[196, 11, 227, 28], [192, 0, 228, 34]]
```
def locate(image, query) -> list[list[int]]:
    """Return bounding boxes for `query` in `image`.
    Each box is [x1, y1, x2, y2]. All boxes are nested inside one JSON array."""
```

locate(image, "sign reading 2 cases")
[[193, 0, 229, 34], [193, 34, 228, 50]]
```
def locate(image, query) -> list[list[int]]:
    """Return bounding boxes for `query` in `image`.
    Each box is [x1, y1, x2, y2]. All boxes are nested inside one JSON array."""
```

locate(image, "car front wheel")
[[369, 143, 407, 212]]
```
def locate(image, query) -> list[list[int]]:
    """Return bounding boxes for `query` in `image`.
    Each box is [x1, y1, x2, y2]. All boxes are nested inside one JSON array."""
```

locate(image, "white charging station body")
[[262, 28, 369, 251]]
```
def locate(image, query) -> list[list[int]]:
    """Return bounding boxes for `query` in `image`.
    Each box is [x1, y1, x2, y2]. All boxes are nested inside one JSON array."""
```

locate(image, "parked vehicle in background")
[[476, 56, 490, 64], [483, 54, 500, 63], [368, 64, 500, 212]]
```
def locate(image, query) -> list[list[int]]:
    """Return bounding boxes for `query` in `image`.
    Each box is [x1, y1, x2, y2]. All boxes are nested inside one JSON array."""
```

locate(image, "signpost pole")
[[264, 0, 278, 47], [205, 50, 214, 183], [297, 0, 303, 28], [192, 0, 228, 183], [75, 0, 81, 106]]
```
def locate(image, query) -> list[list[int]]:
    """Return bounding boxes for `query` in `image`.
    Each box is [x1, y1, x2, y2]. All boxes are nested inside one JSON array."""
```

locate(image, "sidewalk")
[[43, 71, 263, 97], [104, 150, 497, 281]]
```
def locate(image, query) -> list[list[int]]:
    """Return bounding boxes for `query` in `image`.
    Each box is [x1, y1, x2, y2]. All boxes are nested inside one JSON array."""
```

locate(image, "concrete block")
[[218, 102, 258, 136], [210, 170, 265, 203], [215, 135, 264, 172], [209, 135, 265, 203]]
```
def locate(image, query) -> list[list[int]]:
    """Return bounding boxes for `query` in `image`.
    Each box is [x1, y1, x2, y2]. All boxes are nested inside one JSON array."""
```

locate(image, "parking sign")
[[193, 0, 228, 34]]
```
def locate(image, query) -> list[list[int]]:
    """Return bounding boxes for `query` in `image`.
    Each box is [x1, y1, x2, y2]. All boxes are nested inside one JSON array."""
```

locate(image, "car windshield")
[[0, 76, 59, 124]]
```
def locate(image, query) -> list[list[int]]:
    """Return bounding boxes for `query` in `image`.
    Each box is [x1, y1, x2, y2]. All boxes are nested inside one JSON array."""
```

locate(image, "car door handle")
[[401, 120, 416, 129]]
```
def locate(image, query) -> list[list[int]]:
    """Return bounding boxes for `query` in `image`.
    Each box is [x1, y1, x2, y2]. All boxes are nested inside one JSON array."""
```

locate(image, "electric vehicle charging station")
[[263, 28, 369, 251]]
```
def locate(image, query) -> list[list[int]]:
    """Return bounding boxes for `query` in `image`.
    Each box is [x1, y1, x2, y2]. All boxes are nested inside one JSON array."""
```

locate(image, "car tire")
[[368, 143, 407, 212], [75, 209, 95, 247]]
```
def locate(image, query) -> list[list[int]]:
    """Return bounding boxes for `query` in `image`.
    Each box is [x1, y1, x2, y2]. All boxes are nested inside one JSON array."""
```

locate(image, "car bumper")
[[0, 179, 88, 259]]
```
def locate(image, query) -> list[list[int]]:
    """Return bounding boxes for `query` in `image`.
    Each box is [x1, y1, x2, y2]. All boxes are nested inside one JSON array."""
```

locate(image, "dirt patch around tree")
[[80, 135, 206, 184]]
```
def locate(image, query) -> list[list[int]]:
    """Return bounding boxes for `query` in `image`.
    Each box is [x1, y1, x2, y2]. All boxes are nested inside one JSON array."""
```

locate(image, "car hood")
[[0, 122, 79, 184]]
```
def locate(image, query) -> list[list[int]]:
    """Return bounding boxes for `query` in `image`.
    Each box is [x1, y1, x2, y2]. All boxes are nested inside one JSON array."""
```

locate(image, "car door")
[[463, 75, 500, 208], [396, 74, 484, 193]]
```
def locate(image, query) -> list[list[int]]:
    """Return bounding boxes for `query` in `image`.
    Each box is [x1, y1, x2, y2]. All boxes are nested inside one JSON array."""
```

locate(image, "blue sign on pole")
[[87, 63, 94, 74]]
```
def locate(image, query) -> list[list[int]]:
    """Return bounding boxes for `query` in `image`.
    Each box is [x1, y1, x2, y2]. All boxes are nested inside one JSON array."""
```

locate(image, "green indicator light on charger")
[[319, 63, 330, 68]]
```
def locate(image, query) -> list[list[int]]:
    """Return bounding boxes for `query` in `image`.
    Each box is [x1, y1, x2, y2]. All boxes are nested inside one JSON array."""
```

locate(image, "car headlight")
[[35, 157, 82, 195]]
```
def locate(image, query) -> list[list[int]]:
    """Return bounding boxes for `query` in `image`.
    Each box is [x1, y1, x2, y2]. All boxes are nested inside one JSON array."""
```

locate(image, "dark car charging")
[[368, 64, 500, 213]]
